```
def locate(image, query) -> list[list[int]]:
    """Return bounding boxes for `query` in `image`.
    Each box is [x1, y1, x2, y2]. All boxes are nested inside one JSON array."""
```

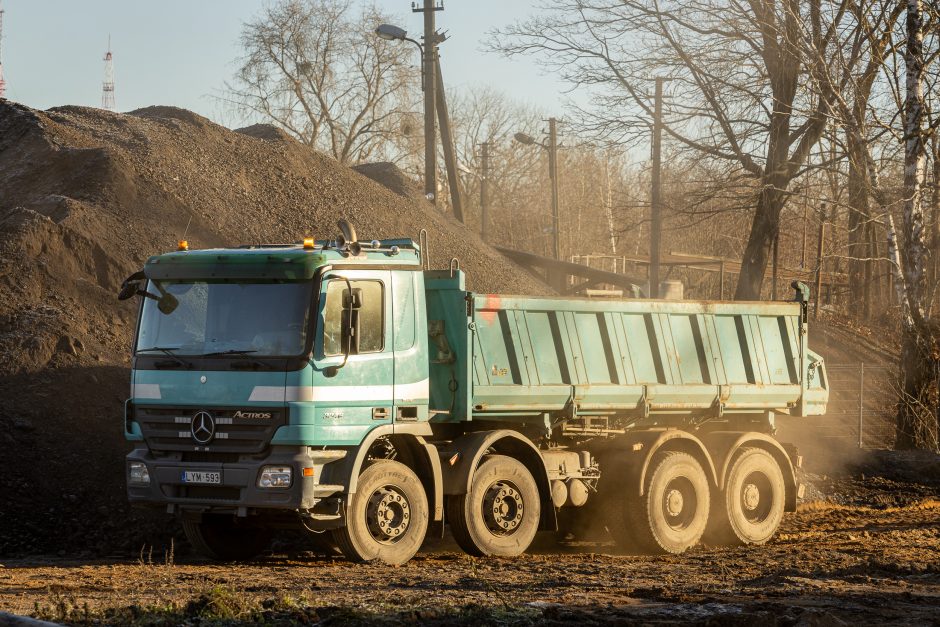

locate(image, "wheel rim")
[[739, 471, 773, 523], [482, 480, 525, 536], [660, 476, 698, 531], [365, 485, 411, 545]]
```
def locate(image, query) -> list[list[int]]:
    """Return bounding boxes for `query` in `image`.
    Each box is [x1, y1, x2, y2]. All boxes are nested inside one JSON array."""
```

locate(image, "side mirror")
[[341, 288, 362, 355], [157, 293, 179, 315], [118, 283, 138, 301], [324, 285, 361, 377], [117, 271, 146, 301], [343, 288, 363, 309]]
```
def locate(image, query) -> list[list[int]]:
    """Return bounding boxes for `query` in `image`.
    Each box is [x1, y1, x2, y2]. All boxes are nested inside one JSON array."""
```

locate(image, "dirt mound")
[[0, 100, 548, 556], [353, 161, 426, 203], [234, 123, 293, 142]]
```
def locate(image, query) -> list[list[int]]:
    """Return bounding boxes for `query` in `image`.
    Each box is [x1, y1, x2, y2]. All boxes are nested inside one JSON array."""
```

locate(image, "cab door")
[[311, 269, 394, 444]]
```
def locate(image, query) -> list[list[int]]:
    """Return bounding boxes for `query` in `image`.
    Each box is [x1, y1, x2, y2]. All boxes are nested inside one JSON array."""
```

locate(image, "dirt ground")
[[2, 101, 938, 625], [1, 467, 938, 626]]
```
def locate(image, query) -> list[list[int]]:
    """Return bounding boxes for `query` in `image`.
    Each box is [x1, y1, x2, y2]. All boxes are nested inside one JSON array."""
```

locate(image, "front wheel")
[[706, 447, 785, 545], [331, 460, 428, 565], [447, 455, 541, 557], [182, 515, 272, 561]]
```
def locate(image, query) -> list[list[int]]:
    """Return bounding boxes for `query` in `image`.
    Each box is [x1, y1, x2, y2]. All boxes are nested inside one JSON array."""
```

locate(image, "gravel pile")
[[0, 101, 548, 556]]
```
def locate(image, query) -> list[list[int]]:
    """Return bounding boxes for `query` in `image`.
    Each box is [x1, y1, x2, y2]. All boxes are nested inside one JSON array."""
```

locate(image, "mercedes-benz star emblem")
[[190, 411, 215, 444]]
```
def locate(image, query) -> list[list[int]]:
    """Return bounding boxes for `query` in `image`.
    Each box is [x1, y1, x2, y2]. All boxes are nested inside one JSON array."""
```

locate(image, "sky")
[[0, 0, 570, 125]]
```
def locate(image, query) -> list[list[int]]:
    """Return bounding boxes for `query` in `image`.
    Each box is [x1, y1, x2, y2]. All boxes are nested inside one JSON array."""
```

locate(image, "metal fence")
[[822, 363, 896, 449]]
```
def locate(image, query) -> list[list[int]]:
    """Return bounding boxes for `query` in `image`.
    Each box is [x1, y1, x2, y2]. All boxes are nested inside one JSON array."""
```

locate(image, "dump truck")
[[119, 221, 828, 565]]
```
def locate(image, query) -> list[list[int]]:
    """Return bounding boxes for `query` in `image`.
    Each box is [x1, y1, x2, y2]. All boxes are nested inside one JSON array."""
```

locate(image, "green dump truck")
[[119, 221, 828, 564]]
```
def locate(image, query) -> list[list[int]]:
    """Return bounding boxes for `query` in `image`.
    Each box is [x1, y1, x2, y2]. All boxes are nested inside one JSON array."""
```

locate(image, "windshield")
[[136, 281, 314, 357]]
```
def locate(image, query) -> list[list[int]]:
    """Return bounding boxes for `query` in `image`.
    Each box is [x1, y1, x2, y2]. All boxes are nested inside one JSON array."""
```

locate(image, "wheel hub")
[[366, 486, 411, 544], [742, 483, 760, 511], [665, 488, 685, 517], [482, 481, 524, 536]]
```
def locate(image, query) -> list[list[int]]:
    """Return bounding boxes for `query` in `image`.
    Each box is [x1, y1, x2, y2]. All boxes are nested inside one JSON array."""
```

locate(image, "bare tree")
[[227, 0, 418, 164], [892, 0, 938, 450], [491, 0, 865, 300]]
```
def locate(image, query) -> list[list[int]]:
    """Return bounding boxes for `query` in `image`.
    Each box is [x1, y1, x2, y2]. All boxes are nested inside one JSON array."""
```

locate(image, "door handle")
[[372, 407, 390, 420]]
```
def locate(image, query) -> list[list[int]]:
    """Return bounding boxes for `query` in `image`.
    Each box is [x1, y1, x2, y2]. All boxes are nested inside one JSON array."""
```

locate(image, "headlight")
[[128, 462, 150, 486], [258, 466, 292, 489]]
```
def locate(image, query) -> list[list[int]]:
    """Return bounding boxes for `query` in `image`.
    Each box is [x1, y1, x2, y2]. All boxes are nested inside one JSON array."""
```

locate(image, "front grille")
[[162, 485, 242, 501], [181, 452, 241, 463], [135, 406, 286, 456]]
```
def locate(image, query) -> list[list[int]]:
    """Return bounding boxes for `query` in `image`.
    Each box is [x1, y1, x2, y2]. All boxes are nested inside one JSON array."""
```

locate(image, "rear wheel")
[[707, 447, 785, 545], [331, 460, 428, 565], [182, 515, 272, 561], [447, 455, 540, 557], [607, 451, 710, 554]]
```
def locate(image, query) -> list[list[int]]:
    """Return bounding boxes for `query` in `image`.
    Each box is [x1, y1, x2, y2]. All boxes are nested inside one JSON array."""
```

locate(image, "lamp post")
[[514, 118, 560, 262], [375, 21, 463, 221], [375, 23, 433, 203]]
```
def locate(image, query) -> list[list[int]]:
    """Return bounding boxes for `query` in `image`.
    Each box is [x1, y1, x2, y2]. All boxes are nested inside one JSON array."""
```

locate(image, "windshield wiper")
[[202, 349, 258, 356], [137, 346, 190, 368], [202, 349, 271, 370]]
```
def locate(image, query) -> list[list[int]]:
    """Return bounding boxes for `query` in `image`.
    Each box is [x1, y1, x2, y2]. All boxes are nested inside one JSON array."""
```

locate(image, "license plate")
[[181, 470, 221, 484]]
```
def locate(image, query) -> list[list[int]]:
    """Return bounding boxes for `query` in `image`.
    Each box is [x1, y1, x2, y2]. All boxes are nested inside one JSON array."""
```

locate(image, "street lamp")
[[514, 119, 561, 264], [375, 24, 423, 58], [375, 22, 438, 203]]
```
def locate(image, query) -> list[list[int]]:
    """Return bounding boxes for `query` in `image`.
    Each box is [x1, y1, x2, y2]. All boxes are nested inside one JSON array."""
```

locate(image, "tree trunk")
[[846, 130, 871, 311], [928, 135, 940, 314], [735, 179, 789, 300], [895, 0, 937, 451]]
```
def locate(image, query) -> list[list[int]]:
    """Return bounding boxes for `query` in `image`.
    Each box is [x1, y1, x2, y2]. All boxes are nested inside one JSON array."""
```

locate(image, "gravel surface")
[[1, 486, 938, 625]]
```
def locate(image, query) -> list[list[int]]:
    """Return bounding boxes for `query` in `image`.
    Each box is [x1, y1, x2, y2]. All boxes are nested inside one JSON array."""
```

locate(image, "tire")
[[706, 447, 785, 546], [609, 451, 710, 554], [447, 455, 541, 557], [331, 460, 428, 565], [182, 515, 272, 561]]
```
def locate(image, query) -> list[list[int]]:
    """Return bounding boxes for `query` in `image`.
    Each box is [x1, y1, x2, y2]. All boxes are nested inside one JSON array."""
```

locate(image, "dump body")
[[426, 271, 827, 430]]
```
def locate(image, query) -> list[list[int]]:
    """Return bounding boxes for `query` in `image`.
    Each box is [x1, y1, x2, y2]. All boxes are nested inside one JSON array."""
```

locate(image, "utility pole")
[[480, 141, 490, 242], [548, 117, 560, 261], [434, 58, 463, 222], [649, 77, 664, 298], [814, 216, 827, 320], [413, 0, 442, 205], [772, 229, 779, 300]]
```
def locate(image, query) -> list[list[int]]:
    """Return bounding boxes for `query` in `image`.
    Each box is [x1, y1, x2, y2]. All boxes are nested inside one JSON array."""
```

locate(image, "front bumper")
[[126, 445, 346, 516]]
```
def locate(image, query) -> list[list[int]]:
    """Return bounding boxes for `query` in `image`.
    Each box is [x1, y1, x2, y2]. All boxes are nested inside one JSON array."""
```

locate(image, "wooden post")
[[772, 229, 779, 300], [801, 201, 808, 269], [480, 141, 489, 242], [814, 220, 826, 319], [649, 77, 664, 298], [417, 0, 438, 204], [858, 362, 865, 448], [435, 59, 463, 222], [548, 117, 560, 261], [719, 261, 725, 300]]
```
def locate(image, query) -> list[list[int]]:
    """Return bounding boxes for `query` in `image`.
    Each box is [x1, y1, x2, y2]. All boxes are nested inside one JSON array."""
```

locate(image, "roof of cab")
[[144, 238, 421, 281]]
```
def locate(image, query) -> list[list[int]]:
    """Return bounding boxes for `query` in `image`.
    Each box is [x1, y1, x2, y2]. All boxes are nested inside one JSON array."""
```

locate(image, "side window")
[[322, 279, 385, 356]]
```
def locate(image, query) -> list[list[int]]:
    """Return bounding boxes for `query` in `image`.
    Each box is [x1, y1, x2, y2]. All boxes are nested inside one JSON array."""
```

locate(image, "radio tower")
[[101, 36, 115, 110], [0, 0, 7, 100]]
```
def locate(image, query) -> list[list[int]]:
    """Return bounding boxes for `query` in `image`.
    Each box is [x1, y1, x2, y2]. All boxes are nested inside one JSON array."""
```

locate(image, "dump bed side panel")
[[470, 295, 824, 419]]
